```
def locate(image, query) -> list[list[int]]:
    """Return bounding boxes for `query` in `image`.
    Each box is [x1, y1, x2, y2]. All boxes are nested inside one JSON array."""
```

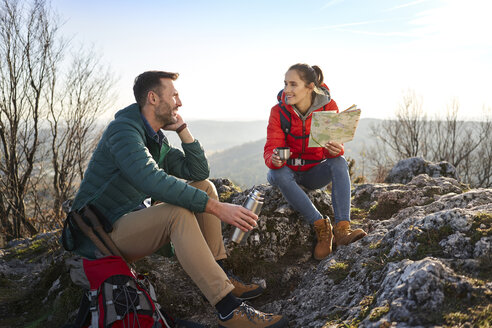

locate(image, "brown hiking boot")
[[333, 221, 367, 246], [228, 272, 264, 300], [218, 302, 288, 328], [313, 217, 333, 260]]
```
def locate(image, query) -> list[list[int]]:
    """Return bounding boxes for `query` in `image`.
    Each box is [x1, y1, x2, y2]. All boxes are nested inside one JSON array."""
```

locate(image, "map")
[[308, 105, 361, 147]]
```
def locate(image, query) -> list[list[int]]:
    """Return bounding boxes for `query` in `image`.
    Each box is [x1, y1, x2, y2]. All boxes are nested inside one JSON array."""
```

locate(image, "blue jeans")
[[267, 156, 351, 225]]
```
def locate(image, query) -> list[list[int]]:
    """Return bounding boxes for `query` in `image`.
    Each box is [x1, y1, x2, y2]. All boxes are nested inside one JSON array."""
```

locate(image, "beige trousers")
[[109, 180, 234, 306]]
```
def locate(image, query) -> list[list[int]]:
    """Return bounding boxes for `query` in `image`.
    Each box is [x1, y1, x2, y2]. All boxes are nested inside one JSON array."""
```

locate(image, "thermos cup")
[[276, 147, 290, 161]]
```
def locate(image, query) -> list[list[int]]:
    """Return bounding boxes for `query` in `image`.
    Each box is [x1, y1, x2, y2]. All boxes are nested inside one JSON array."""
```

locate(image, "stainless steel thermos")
[[231, 188, 264, 243]]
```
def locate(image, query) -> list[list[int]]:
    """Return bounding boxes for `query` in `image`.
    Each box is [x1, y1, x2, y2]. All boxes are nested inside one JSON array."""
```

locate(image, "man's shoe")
[[313, 217, 333, 260], [333, 221, 367, 246], [218, 302, 288, 328], [227, 272, 264, 300]]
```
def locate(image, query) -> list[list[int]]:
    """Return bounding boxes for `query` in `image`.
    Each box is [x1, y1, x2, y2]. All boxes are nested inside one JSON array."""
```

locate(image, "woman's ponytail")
[[311, 65, 324, 86]]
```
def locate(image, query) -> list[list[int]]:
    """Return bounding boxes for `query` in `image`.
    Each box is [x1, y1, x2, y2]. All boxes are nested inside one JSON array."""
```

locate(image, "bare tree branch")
[[370, 91, 492, 187]]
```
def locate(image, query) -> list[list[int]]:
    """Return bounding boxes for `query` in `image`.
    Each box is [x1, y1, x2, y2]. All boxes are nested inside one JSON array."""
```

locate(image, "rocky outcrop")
[[352, 173, 468, 220], [385, 157, 459, 184], [0, 170, 491, 327], [265, 183, 491, 327]]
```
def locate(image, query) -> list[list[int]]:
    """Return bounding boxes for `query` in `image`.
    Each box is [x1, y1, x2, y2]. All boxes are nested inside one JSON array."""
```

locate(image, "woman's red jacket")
[[263, 90, 344, 172]]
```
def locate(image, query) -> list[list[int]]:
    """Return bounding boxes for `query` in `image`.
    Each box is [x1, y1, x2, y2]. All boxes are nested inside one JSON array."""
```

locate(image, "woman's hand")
[[324, 141, 343, 156], [271, 148, 286, 167]]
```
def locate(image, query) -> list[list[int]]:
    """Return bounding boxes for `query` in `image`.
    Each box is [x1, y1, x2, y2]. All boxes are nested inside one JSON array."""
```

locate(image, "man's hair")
[[133, 71, 179, 107]]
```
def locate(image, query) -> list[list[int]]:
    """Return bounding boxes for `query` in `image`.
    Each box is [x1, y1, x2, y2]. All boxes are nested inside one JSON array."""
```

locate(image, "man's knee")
[[163, 204, 199, 232], [189, 179, 218, 200]]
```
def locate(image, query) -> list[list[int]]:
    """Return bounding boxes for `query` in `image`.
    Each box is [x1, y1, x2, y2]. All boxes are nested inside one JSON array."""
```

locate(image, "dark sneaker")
[[227, 272, 264, 300], [218, 303, 288, 328]]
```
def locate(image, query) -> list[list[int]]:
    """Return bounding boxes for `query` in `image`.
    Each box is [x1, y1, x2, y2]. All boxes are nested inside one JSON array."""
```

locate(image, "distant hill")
[[165, 120, 268, 153], [205, 118, 382, 188], [208, 139, 268, 188]]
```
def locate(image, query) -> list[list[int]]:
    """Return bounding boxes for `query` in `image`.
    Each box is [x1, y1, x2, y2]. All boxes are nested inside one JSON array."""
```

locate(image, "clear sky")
[[51, 0, 492, 121]]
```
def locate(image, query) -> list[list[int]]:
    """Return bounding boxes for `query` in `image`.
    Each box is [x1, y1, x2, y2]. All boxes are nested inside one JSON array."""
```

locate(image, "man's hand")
[[271, 148, 286, 167], [205, 198, 258, 232], [324, 141, 343, 156], [163, 113, 195, 143], [163, 114, 185, 131]]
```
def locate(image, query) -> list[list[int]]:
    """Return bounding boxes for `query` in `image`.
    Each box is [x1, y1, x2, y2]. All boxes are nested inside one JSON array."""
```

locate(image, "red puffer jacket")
[[264, 89, 343, 172]]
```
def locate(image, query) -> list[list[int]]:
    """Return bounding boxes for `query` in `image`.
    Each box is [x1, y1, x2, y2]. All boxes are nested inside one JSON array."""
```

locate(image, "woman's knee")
[[330, 156, 349, 174], [267, 167, 295, 187], [189, 179, 218, 200]]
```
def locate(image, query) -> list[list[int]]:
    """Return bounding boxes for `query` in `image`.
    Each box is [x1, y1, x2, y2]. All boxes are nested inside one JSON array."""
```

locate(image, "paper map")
[[308, 105, 361, 147]]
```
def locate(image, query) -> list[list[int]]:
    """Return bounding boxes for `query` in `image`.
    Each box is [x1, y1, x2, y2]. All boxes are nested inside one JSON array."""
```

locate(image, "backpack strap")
[[277, 90, 309, 141], [88, 290, 99, 328], [276, 89, 330, 166]]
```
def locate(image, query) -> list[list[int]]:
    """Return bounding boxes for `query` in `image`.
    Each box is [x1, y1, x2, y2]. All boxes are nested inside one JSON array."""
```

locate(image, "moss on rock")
[[369, 303, 390, 321], [412, 225, 453, 260], [470, 212, 492, 244]]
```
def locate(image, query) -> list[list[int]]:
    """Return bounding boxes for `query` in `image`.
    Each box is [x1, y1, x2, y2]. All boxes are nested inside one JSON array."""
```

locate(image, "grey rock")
[[1, 176, 490, 328], [353, 173, 467, 220], [385, 157, 459, 184]]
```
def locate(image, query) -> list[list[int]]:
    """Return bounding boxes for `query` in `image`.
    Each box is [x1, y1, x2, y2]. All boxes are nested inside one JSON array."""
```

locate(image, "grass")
[[369, 303, 390, 321], [326, 261, 351, 284], [438, 289, 492, 327], [411, 225, 453, 260], [3, 239, 51, 262], [368, 200, 404, 220], [450, 304, 492, 327], [356, 295, 375, 323], [350, 207, 369, 220], [368, 240, 382, 250], [0, 254, 85, 328], [469, 212, 492, 244]]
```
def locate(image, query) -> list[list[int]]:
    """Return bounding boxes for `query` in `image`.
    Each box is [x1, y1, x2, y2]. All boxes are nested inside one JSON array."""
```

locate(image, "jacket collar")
[[140, 111, 165, 145], [114, 103, 165, 145]]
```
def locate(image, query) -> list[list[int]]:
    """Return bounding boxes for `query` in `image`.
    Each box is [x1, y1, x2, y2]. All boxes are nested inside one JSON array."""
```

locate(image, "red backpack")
[[67, 256, 174, 328]]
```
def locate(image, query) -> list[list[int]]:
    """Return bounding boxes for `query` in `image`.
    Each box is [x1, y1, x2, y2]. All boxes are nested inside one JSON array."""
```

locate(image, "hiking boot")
[[333, 221, 367, 246], [313, 217, 333, 260], [218, 302, 288, 328], [227, 272, 264, 300]]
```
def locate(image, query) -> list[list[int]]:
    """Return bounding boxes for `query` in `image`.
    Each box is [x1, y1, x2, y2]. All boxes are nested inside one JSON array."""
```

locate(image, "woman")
[[264, 63, 366, 260]]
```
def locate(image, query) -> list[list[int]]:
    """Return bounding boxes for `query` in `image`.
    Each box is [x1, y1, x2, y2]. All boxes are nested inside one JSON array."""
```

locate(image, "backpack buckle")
[[291, 158, 305, 166]]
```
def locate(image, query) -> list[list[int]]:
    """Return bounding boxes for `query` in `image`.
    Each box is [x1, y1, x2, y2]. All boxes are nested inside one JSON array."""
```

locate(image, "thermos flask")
[[231, 188, 264, 244]]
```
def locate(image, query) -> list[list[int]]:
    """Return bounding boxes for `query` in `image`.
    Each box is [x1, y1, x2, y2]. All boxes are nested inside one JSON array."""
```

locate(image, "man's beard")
[[156, 102, 177, 126]]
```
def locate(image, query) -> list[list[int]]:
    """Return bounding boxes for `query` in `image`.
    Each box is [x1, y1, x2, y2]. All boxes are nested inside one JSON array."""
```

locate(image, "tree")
[[370, 90, 492, 188], [371, 90, 429, 160], [0, 0, 61, 238], [47, 49, 114, 221], [429, 99, 487, 168], [0, 0, 114, 239]]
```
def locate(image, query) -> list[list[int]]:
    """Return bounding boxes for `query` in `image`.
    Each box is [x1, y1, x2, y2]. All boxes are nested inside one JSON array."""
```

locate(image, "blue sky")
[[52, 0, 492, 121]]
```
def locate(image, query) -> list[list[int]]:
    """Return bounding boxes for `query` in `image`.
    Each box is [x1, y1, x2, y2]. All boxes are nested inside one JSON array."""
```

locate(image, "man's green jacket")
[[66, 103, 210, 258]]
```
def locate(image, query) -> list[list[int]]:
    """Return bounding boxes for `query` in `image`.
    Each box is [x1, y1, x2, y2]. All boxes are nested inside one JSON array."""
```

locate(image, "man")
[[67, 71, 288, 327]]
